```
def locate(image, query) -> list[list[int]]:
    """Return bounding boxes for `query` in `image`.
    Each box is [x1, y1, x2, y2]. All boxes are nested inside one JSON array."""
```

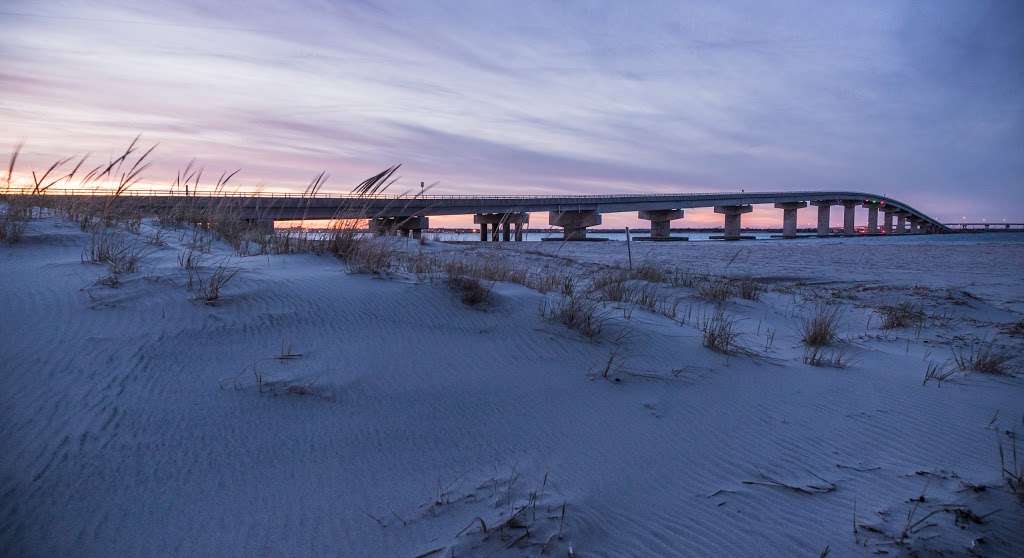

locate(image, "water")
[[424, 231, 780, 242], [420, 231, 1024, 243]]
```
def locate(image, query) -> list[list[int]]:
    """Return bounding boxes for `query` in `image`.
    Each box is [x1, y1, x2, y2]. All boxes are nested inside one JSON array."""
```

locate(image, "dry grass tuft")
[[878, 302, 924, 330], [540, 294, 609, 339], [803, 346, 849, 368], [0, 203, 29, 243], [801, 304, 842, 347], [448, 274, 492, 306], [342, 238, 395, 274], [735, 277, 762, 301], [922, 362, 956, 386], [631, 263, 666, 283], [952, 340, 1013, 374], [697, 278, 732, 303], [193, 259, 240, 304], [701, 308, 739, 353], [82, 231, 144, 274]]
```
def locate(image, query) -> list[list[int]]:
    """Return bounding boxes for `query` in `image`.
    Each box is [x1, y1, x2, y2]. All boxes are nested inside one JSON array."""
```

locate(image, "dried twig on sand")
[[743, 470, 837, 494]]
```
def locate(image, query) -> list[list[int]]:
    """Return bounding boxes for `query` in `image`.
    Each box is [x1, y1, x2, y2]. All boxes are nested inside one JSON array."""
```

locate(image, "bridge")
[[944, 222, 1023, 231], [8, 188, 950, 240]]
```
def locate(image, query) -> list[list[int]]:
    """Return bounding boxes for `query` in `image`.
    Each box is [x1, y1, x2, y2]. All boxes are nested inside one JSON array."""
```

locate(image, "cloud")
[[1, 0, 1021, 223]]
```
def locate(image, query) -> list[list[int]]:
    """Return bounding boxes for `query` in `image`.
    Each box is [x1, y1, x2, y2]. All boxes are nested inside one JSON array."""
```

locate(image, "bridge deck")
[[6, 188, 949, 230]]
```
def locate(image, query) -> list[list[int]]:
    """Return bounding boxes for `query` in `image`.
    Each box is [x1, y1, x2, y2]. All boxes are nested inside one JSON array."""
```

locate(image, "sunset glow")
[[3, 1, 1022, 227]]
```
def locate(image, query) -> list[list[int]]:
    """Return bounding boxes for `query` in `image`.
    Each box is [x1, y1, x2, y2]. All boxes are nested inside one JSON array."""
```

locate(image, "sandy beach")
[[2, 211, 1022, 557]]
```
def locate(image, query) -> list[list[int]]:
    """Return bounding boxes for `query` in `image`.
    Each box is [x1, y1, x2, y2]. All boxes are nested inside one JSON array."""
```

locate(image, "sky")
[[2, 0, 1022, 227]]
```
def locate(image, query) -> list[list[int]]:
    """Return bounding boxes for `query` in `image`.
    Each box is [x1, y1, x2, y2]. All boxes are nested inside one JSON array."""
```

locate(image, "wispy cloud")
[[2, 0, 1021, 223]]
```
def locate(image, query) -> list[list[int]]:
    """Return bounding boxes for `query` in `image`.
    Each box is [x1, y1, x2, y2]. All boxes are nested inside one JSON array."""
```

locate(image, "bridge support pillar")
[[895, 213, 907, 234], [863, 202, 880, 234], [909, 218, 921, 234], [549, 210, 601, 240], [637, 209, 684, 240], [474, 213, 529, 241], [810, 201, 835, 236], [773, 202, 806, 238], [882, 210, 897, 234], [713, 205, 752, 240], [842, 201, 858, 234], [371, 216, 428, 238]]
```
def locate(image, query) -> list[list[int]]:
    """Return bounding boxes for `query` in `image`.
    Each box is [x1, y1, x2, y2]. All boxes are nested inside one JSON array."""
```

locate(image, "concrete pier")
[[895, 213, 907, 234], [774, 202, 806, 238], [863, 202, 880, 234], [371, 215, 428, 238], [842, 200, 858, 234], [637, 209, 684, 240], [713, 205, 753, 240], [549, 210, 601, 240], [474, 212, 529, 241], [811, 201, 835, 236], [882, 209, 897, 234]]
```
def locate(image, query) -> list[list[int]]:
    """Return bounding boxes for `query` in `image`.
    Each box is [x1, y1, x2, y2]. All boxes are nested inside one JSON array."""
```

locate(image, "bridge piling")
[[637, 209, 684, 240], [549, 210, 601, 240], [774, 202, 806, 238], [474, 212, 529, 241], [863, 202, 880, 234], [713, 205, 752, 240], [811, 201, 834, 236], [882, 209, 897, 234], [842, 200, 858, 234]]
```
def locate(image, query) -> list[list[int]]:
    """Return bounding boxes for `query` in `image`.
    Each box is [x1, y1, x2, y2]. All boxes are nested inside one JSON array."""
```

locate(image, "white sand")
[[2, 215, 1022, 557]]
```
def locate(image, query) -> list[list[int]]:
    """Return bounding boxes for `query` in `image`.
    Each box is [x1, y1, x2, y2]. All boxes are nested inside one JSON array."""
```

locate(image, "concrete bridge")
[[944, 222, 1023, 231], [15, 188, 950, 240]]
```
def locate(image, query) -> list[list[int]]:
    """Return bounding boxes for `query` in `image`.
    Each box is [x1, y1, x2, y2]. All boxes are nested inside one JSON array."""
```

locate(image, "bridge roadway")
[[21, 189, 951, 240]]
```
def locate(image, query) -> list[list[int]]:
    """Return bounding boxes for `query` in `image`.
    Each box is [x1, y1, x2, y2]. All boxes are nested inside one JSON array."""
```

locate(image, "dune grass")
[[952, 339, 1013, 374], [801, 303, 842, 347], [701, 308, 739, 353]]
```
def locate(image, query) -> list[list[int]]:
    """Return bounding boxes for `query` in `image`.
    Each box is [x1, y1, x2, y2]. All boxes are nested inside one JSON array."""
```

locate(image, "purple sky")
[[2, 1, 1022, 226]]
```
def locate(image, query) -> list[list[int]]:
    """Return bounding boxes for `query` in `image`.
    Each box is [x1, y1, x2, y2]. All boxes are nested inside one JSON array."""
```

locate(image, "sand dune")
[[2, 216, 1022, 556]]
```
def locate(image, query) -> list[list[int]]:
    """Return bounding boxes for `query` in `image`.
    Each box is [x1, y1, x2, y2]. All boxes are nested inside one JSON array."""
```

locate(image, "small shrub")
[[701, 309, 739, 353], [448, 274, 492, 306], [952, 340, 1013, 374], [878, 302, 924, 330], [801, 304, 842, 347]]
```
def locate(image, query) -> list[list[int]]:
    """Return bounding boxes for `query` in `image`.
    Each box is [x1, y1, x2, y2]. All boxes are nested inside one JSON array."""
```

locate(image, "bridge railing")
[[0, 187, 882, 202]]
